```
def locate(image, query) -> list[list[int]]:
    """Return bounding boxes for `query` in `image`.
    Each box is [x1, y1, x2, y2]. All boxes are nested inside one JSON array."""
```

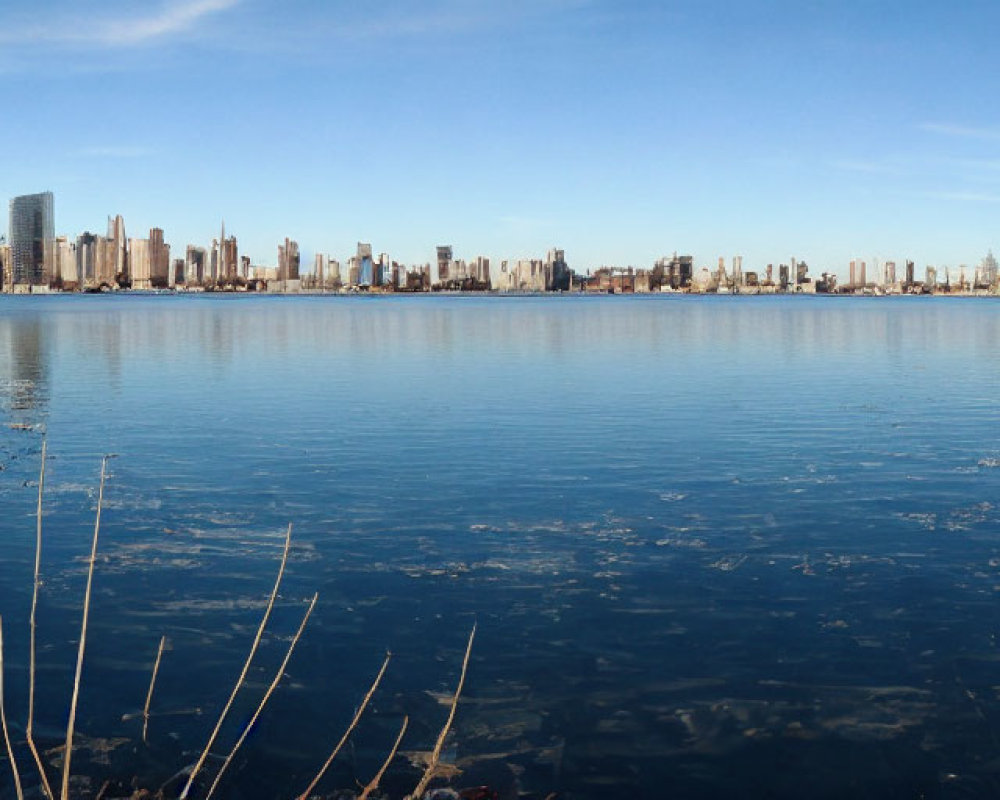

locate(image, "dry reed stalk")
[[295, 651, 392, 800], [357, 716, 408, 800], [59, 455, 108, 800], [0, 617, 25, 800], [142, 636, 167, 745], [408, 623, 476, 800], [203, 592, 319, 800], [179, 523, 293, 800], [27, 441, 53, 800]]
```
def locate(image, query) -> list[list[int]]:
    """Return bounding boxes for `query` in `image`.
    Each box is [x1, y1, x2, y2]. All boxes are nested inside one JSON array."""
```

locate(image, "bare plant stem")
[[204, 593, 318, 800], [60, 455, 107, 800], [0, 617, 25, 800], [409, 623, 476, 800], [179, 523, 293, 800], [142, 636, 167, 745], [295, 652, 392, 800], [358, 716, 408, 800], [28, 440, 53, 800]]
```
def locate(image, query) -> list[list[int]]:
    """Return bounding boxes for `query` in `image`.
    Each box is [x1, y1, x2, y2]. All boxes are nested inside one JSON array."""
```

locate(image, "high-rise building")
[[437, 246, 452, 284], [885, 261, 896, 286], [278, 238, 300, 281], [52, 237, 76, 287], [314, 253, 325, 289], [129, 238, 151, 289], [186, 245, 207, 284], [473, 255, 491, 285], [9, 192, 54, 286], [0, 243, 10, 292], [357, 242, 373, 286], [849, 259, 867, 288], [149, 228, 170, 287], [547, 248, 569, 291], [979, 250, 998, 287], [76, 232, 98, 286], [94, 236, 117, 286], [108, 214, 127, 280], [905, 260, 915, 286]]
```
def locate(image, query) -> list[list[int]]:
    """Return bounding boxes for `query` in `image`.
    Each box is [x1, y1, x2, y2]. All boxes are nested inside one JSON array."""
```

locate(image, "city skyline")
[[4, 190, 1000, 294], [1, 2, 999, 271]]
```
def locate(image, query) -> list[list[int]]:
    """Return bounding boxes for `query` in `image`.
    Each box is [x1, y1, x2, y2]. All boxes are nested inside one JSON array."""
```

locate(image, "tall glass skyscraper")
[[9, 192, 54, 286]]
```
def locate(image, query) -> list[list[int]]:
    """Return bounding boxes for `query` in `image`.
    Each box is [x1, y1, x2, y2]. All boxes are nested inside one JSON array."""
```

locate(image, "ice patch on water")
[[659, 491, 688, 502]]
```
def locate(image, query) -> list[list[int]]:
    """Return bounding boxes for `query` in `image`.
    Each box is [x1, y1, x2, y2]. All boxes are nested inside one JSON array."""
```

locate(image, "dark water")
[[1, 294, 1000, 799]]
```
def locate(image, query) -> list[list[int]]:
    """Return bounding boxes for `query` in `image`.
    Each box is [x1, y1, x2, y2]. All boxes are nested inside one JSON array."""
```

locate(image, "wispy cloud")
[[918, 122, 1000, 142], [0, 0, 240, 47]]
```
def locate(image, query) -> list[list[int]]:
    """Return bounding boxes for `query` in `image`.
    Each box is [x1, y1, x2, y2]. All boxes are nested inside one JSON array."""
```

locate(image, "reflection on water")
[[0, 315, 48, 418], [1, 295, 1000, 799]]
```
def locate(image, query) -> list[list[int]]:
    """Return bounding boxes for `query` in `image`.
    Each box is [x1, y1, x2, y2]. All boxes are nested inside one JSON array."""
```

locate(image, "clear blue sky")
[[1, 0, 998, 278]]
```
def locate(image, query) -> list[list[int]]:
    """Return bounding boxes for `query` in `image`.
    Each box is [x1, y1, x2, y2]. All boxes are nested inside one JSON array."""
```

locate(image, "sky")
[[1, 0, 999, 278]]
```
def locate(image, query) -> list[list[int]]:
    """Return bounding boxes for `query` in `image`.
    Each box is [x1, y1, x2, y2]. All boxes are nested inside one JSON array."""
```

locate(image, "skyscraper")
[[278, 238, 300, 282], [437, 246, 452, 284], [108, 214, 126, 280], [9, 192, 54, 286], [149, 228, 170, 287], [357, 242, 373, 286]]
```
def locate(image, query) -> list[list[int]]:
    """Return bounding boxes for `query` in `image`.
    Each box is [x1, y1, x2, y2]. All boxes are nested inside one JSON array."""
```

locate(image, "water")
[[1, 294, 1000, 799]]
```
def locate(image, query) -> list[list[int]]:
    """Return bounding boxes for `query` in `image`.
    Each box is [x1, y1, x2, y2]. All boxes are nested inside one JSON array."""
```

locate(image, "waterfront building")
[[437, 245, 452, 284], [221, 236, 238, 281], [76, 233, 98, 286], [150, 228, 170, 288], [885, 261, 896, 287], [329, 259, 342, 288], [186, 245, 207, 285], [0, 242, 10, 292], [977, 250, 997, 288], [849, 259, 867, 289], [795, 261, 809, 286], [108, 214, 127, 280], [357, 242, 373, 286], [218, 222, 227, 278], [547, 249, 570, 291], [172, 258, 185, 286], [53, 236, 77, 288], [905, 260, 915, 287], [208, 239, 219, 281], [278, 238, 300, 281], [926, 266, 937, 288], [473, 255, 491, 285], [9, 191, 55, 286], [129, 238, 151, 289], [374, 252, 391, 287], [733, 255, 743, 288], [93, 236, 119, 286], [314, 253, 325, 289]]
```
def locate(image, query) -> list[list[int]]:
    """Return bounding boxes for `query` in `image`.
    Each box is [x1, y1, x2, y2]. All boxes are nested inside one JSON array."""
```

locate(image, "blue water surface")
[[1, 294, 1000, 799]]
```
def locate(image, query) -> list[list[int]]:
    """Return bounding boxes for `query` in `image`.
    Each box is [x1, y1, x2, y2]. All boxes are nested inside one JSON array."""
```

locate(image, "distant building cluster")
[[2, 191, 999, 296]]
